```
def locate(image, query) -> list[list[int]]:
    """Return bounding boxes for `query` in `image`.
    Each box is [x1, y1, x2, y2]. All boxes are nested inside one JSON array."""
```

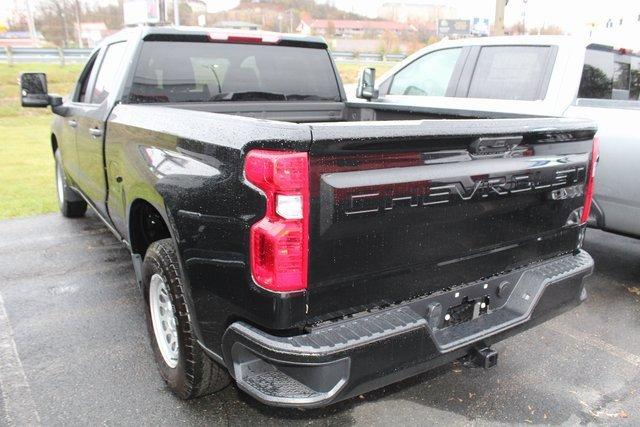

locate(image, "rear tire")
[[54, 150, 87, 218], [142, 238, 230, 399]]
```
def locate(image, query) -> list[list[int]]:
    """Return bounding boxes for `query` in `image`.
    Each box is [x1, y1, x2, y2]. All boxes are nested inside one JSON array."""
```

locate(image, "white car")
[[357, 36, 640, 237]]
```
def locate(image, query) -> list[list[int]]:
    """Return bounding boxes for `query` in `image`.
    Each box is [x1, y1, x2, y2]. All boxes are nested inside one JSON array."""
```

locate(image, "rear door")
[[306, 118, 595, 320], [57, 50, 101, 184], [74, 41, 128, 217], [460, 45, 557, 101]]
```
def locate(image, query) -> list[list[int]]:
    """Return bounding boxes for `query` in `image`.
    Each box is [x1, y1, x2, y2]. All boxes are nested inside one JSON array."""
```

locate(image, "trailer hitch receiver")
[[469, 347, 498, 369]]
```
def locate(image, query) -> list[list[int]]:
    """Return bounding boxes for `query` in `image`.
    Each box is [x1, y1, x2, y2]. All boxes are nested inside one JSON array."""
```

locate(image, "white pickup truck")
[[356, 35, 640, 238]]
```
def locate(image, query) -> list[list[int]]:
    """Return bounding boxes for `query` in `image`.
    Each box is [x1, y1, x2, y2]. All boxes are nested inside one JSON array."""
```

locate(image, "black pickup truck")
[[21, 26, 598, 408]]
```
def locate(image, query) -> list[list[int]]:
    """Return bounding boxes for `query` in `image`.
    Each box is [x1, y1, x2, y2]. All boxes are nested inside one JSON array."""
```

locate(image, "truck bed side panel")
[[105, 104, 312, 349]]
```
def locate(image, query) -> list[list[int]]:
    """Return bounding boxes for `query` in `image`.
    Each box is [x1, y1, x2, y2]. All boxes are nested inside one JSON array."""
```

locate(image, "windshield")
[[128, 41, 341, 103]]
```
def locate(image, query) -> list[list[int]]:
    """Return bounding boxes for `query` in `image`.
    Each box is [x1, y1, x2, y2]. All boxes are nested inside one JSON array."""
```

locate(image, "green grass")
[[1, 63, 81, 220], [0, 115, 58, 219], [0, 61, 394, 220], [0, 63, 82, 118]]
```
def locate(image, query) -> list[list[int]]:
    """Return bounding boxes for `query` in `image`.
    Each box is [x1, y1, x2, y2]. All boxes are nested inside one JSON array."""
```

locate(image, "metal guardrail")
[[384, 53, 407, 61], [331, 51, 407, 63], [0, 46, 406, 65], [0, 47, 93, 65], [331, 51, 356, 61]]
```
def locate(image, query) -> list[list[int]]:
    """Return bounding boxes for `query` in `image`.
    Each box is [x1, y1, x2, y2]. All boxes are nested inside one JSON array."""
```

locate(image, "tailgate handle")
[[470, 136, 522, 155]]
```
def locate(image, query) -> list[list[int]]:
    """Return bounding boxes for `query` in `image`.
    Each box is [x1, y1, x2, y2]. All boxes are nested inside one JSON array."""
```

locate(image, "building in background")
[[378, 2, 457, 24], [77, 22, 109, 47], [0, 30, 45, 47], [297, 19, 413, 37]]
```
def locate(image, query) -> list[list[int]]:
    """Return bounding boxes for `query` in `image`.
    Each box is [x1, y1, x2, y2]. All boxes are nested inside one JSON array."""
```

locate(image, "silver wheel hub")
[[55, 161, 64, 206], [149, 273, 179, 368]]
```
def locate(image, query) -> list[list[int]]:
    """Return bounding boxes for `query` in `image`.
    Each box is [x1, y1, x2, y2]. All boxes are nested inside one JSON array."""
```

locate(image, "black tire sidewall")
[[142, 239, 196, 398], [54, 150, 66, 212], [54, 149, 87, 217]]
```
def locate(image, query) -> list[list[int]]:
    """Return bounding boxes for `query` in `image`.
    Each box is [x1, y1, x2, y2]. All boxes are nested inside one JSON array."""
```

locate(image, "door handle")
[[68, 119, 77, 128], [89, 127, 103, 138]]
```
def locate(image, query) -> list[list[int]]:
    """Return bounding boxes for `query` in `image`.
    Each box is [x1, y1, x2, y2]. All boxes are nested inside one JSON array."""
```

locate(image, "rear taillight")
[[581, 136, 600, 224], [245, 150, 309, 292]]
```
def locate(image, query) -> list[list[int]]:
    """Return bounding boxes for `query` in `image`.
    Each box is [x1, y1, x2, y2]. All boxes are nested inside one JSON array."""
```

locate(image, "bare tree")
[[326, 20, 335, 37], [51, 0, 70, 47], [74, 0, 83, 48], [36, 1, 123, 47]]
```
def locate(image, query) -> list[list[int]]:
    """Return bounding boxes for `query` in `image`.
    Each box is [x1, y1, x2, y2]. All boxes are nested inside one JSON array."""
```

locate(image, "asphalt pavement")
[[0, 212, 639, 426]]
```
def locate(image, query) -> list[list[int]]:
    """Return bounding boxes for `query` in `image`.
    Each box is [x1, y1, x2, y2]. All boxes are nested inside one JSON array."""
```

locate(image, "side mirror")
[[356, 67, 378, 101], [20, 72, 50, 108]]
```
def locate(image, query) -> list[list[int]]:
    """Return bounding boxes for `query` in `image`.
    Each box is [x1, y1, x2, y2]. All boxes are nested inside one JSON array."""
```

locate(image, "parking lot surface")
[[0, 212, 639, 425]]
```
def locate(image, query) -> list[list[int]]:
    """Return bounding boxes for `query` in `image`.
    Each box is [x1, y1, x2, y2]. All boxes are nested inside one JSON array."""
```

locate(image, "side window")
[[74, 51, 100, 103], [91, 42, 127, 104], [577, 46, 613, 99], [467, 46, 553, 101], [388, 48, 462, 97]]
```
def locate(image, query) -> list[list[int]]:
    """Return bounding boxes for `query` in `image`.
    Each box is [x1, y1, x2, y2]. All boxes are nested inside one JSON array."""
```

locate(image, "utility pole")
[[522, 0, 528, 35], [289, 10, 293, 33], [159, 0, 167, 25], [57, 0, 71, 48], [173, 0, 180, 26], [494, 0, 506, 35], [25, 0, 38, 44], [74, 0, 83, 48]]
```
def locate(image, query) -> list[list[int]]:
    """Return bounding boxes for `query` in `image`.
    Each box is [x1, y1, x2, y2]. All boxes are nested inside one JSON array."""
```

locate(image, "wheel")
[[142, 238, 230, 399], [54, 150, 87, 218]]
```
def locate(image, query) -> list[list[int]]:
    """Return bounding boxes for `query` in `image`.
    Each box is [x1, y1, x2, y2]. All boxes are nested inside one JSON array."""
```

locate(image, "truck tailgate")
[[307, 118, 596, 320]]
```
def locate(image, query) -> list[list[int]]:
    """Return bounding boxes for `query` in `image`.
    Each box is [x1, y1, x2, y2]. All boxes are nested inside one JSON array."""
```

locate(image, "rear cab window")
[[128, 40, 341, 103]]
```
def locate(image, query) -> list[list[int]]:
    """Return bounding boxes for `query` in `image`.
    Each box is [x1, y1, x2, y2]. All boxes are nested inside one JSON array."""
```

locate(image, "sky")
[[320, 0, 639, 34], [2, 0, 638, 36]]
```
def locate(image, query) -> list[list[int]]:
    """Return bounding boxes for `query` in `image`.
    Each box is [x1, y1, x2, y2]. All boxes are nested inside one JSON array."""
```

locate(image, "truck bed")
[[161, 100, 544, 123]]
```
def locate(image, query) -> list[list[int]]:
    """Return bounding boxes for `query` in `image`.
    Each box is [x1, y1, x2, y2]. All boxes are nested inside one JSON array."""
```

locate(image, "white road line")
[[546, 322, 640, 368], [0, 293, 40, 426]]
